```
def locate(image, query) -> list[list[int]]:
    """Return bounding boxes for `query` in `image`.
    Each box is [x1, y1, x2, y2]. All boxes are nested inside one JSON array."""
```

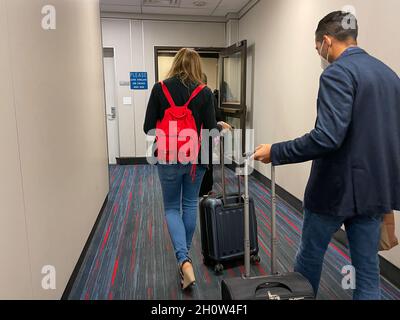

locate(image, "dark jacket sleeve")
[[143, 83, 161, 135], [202, 88, 219, 131], [213, 90, 224, 122], [271, 64, 355, 165]]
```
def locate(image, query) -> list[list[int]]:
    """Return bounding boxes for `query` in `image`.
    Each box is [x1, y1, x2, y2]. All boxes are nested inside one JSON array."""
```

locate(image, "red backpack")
[[156, 81, 205, 175]]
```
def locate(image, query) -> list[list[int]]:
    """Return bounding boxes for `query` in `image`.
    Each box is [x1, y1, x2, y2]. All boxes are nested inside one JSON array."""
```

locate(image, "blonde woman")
[[144, 48, 228, 290]]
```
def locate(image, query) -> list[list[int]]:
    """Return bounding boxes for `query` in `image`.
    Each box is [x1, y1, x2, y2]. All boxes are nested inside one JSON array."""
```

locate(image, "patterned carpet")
[[68, 165, 400, 300]]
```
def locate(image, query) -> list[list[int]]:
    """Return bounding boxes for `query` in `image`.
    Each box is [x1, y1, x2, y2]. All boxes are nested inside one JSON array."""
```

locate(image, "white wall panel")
[[2, 0, 109, 298]]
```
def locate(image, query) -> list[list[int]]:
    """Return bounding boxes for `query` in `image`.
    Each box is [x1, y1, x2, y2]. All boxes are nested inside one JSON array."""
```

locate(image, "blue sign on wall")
[[130, 72, 148, 90]]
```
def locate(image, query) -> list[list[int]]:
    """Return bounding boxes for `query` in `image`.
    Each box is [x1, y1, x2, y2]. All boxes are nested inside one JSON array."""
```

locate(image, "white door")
[[103, 51, 120, 164]]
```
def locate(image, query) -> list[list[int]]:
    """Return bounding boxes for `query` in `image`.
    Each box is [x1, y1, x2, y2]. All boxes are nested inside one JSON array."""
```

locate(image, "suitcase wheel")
[[251, 255, 261, 264], [214, 263, 224, 274]]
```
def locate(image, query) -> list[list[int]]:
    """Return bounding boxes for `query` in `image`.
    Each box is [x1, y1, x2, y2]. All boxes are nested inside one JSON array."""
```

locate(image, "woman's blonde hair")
[[167, 48, 204, 85]]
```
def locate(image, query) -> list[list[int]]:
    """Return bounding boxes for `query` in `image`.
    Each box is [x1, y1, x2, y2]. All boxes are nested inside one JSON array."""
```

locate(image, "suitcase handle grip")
[[255, 282, 293, 294], [220, 135, 242, 203]]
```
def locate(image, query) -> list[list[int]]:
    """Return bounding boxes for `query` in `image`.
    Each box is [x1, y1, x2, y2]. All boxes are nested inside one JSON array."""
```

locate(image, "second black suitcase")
[[221, 273, 314, 300], [221, 159, 315, 300]]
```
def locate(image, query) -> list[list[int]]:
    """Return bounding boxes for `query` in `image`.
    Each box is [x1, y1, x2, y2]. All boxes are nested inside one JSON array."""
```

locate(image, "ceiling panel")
[[100, 0, 141, 13], [178, 0, 220, 9], [100, 4, 142, 13], [142, 0, 220, 15], [142, 0, 181, 7], [104, 0, 141, 4], [100, 0, 252, 17], [142, 6, 214, 16], [211, 0, 250, 16]]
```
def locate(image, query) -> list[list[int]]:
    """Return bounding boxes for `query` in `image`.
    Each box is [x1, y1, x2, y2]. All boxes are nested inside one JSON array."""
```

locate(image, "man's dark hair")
[[316, 11, 358, 42]]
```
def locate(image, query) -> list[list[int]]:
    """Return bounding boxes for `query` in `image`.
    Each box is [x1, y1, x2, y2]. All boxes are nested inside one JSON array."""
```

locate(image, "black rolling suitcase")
[[199, 139, 260, 274], [221, 159, 315, 300]]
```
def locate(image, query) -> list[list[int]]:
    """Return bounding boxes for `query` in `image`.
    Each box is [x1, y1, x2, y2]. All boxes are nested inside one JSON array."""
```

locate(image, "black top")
[[143, 76, 219, 135], [213, 89, 224, 122]]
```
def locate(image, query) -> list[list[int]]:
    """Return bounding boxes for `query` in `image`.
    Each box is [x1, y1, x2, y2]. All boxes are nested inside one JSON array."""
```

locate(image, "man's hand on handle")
[[218, 121, 232, 131], [254, 144, 272, 164]]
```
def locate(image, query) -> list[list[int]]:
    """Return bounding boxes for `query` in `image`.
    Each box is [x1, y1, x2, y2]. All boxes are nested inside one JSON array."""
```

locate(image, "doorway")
[[154, 42, 248, 154], [103, 48, 120, 165], [155, 47, 220, 91]]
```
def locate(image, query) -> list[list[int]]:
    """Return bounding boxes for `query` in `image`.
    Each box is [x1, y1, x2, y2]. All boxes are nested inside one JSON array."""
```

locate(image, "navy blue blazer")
[[271, 47, 400, 217]]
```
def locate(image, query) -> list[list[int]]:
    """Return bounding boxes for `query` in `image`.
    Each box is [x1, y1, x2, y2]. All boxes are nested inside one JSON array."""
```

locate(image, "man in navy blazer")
[[254, 11, 400, 300]]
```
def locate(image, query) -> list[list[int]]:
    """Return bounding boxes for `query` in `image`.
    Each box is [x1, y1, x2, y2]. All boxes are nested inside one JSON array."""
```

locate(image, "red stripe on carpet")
[[329, 243, 351, 261], [111, 258, 119, 286], [100, 222, 112, 254]]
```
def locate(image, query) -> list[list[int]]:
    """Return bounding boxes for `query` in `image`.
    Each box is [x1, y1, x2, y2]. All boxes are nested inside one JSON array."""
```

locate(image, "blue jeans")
[[294, 210, 383, 300], [157, 164, 206, 265]]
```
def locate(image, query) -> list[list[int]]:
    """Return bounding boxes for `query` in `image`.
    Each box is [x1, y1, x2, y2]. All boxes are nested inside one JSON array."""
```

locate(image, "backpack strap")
[[160, 81, 176, 108], [184, 84, 206, 109]]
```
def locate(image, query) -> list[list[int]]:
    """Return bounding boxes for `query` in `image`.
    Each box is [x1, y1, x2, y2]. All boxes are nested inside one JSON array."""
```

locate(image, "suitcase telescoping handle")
[[243, 154, 277, 278], [243, 154, 251, 278], [270, 164, 278, 275], [220, 134, 241, 205], [220, 135, 227, 204]]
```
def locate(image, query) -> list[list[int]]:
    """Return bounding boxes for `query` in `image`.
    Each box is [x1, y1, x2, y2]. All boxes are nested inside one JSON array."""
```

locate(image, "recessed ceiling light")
[[193, 0, 207, 7]]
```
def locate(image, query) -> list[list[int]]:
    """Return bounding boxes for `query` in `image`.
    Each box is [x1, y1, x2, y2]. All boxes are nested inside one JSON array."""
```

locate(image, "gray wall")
[[0, 0, 109, 299]]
